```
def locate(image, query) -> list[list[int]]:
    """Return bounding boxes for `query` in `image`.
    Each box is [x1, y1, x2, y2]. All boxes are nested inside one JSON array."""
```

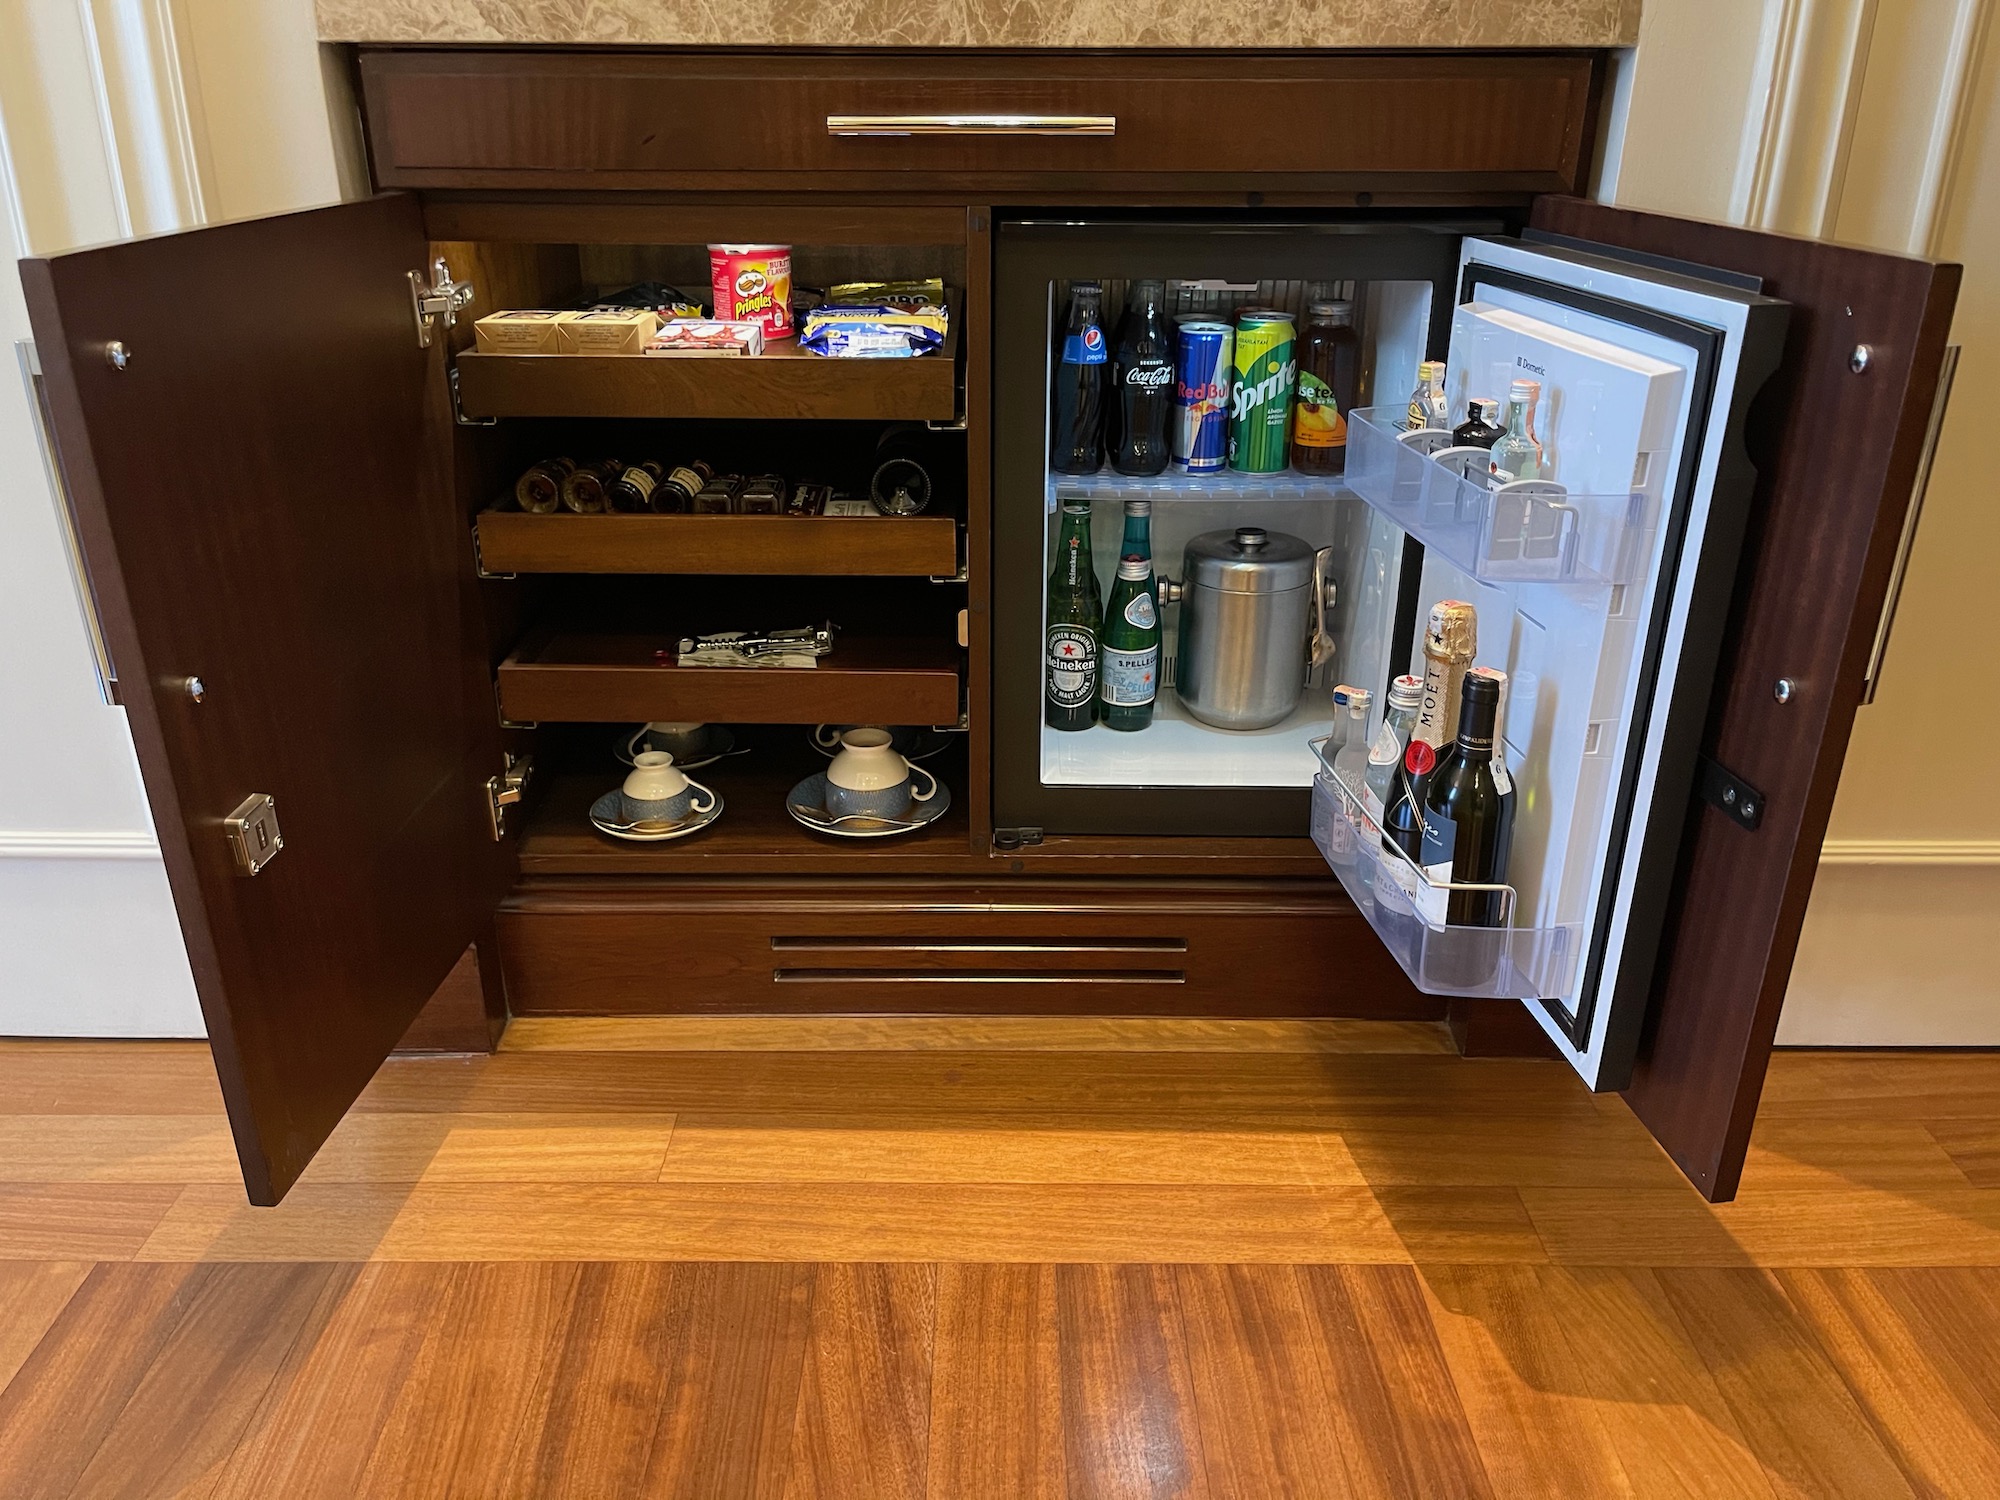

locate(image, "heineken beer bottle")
[[1045, 499, 1101, 732]]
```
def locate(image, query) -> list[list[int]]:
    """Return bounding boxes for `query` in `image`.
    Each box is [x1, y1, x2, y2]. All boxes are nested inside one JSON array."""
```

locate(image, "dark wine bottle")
[[1382, 599, 1478, 862], [1418, 668, 1515, 927]]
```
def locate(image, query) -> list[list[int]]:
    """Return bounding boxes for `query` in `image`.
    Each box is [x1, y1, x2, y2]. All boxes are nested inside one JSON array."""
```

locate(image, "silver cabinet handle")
[[15, 340, 118, 706], [1863, 342, 1958, 705], [826, 114, 1115, 137]]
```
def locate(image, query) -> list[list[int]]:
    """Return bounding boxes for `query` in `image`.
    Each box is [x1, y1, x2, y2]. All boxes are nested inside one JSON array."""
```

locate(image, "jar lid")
[[1183, 527, 1317, 593]]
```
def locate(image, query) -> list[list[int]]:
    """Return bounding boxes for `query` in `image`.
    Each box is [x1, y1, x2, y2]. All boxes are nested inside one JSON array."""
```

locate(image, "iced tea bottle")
[[1291, 300, 1359, 475]]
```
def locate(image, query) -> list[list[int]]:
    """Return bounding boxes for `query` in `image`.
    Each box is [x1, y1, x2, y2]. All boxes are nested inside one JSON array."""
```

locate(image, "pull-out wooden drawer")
[[358, 49, 1600, 196]]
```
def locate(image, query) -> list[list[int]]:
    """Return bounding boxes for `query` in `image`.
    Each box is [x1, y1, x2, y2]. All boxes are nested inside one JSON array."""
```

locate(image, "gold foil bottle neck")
[[1425, 599, 1478, 663]]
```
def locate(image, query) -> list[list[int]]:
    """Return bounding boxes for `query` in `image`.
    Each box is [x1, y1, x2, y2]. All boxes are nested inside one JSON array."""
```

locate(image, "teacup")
[[814, 723, 923, 757], [824, 728, 938, 821], [626, 721, 713, 761], [620, 751, 717, 826]]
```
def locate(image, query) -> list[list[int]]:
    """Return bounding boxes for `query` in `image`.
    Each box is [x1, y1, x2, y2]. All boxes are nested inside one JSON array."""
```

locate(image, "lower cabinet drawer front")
[[359, 50, 1596, 194], [496, 882, 1436, 1018]]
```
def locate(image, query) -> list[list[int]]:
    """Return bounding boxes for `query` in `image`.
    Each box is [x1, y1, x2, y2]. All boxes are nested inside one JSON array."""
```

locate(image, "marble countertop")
[[317, 0, 1640, 48]]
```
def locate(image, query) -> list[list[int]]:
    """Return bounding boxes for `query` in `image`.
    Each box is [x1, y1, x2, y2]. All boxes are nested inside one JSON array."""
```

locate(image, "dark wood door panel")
[[497, 880, 1437, 1018], [359, 49, 1599, 196], [20, 195, 506, 1203], [1529, 198, 1961, 1200]]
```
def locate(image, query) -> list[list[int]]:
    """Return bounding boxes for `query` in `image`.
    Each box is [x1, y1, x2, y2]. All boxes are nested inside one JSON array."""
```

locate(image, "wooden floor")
[[3, 1019, 2000, 1496]]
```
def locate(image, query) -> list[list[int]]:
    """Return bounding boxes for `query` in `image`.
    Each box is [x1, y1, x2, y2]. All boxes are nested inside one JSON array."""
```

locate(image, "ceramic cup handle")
[[907, 763, 939, 804], [813, 724, 842, 749], [686, 780, 717, 814], [625, 726, 651, 759]]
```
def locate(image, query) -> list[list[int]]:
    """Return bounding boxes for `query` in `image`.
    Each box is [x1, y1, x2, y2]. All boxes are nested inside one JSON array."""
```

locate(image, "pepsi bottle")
[[1051, 281, 1109, 475], [1107, 279, 1174, 477]]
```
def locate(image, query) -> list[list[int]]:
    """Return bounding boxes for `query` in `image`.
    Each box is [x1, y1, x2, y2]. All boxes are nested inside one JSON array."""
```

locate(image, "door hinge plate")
[[224, 793, 283, 875], [409, 257, 475, 349], [486, 754, 532, 840], [1698, 755, 1765, 831]]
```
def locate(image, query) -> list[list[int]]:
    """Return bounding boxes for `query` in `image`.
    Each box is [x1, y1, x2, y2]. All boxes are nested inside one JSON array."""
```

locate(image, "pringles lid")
[[1184, 527, 1317, 594], [1425, 599, 1478, 662]]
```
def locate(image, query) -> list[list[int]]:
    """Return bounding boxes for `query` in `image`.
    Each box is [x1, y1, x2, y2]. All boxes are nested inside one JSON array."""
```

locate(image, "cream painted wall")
[[0, 0, 342, 1035], [1607, 0, 2000, 1043]]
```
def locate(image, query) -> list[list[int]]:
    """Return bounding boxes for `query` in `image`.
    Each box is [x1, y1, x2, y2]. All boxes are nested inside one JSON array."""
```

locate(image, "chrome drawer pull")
[[826, 114, 1116, 137]]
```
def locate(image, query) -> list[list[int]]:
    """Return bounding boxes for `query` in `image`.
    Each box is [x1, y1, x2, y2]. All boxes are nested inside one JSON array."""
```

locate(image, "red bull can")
[[1172, 321, 1234, 473]]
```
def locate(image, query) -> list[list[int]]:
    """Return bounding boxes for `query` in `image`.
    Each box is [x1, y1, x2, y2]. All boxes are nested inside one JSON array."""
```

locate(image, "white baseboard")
[[0, 829, 161, 859]]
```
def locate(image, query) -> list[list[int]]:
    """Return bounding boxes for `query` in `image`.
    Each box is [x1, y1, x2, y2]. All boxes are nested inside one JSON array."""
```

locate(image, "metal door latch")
[[224, 794, 283, 876], [486, 754, 532, 839], [1697, 756, 1765, 831], [992, 827, 1044, 851], [409, 257, 475, 348]]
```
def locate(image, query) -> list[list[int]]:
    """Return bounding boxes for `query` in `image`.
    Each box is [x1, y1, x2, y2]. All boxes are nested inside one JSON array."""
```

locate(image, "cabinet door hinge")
[[1697, 755, 1764, 831], [991, 827, 1044, 851], [485, 753, 532, 839], [409, 257, 475, 349]]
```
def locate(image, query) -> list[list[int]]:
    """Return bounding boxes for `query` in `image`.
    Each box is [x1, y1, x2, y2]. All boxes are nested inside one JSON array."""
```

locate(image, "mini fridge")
[[992, 216, 1790, 1089]]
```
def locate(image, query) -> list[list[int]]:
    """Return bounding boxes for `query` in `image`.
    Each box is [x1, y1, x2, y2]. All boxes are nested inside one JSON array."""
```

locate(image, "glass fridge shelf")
[[1308, 745, 1581, 1002], [1343, 408, 1642, 590], [1045, 466, 1347, 510]]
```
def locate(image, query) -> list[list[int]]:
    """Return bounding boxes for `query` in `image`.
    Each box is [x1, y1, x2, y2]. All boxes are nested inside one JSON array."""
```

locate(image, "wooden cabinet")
[[17, 47, 1958, 1205]]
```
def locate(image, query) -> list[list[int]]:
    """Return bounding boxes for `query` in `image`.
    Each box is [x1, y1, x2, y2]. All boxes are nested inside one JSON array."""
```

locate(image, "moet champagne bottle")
[[1045, 499, 1101, 732]]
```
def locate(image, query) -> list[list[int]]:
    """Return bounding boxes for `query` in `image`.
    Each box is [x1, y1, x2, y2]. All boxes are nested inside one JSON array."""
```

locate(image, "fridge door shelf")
[[1308, 751, 1580, 1001], [1344, 408, 1638, 590]]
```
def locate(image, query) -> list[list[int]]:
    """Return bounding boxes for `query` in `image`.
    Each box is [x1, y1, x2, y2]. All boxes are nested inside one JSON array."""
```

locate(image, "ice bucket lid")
[[1183, 527, 1316, 594]]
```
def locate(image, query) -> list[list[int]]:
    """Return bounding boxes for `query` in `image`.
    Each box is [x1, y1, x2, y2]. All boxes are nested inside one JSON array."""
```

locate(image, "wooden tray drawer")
[[358, 50, 1599, 195]]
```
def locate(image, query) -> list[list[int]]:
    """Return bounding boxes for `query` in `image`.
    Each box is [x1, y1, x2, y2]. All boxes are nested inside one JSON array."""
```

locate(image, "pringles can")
[[708, 243, 794, 339], [1229, 312, 1297, 474], [1172, 321, 1234, 473]]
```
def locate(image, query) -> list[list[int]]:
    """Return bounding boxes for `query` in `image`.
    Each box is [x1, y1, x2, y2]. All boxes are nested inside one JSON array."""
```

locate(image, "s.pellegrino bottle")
[[1098, 552, 1160, 732], [1382, 599, 1478, 863], [1419, 668, 1516, 927], [1051, 281, 1109, 475], [1045, 499, 1101, 732], [1107, 280, 1174, 477]]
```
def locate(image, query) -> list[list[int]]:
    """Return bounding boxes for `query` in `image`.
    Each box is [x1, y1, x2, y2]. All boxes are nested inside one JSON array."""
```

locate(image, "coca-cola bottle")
[[1106, 280, 1173, 476], [1051, 281, 1108, 475]]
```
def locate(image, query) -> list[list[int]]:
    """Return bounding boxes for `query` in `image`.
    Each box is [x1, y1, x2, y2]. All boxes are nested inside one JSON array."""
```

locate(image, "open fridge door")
[[1313, 235, 1789, 1091]]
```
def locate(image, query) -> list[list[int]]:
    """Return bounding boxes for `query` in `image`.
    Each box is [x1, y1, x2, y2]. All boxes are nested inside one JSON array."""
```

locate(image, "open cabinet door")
[[1527, 199, 1961, 1201], [20, 194, 509, 1204]]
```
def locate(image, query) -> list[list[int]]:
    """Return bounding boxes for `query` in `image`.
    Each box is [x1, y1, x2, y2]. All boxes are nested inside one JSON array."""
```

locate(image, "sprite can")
[[1228, 312, 1297, 474]]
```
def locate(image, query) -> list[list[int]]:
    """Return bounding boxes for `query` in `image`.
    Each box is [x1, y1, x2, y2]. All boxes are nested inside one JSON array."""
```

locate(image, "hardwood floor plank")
[[1340, 1114, 1689, 1187], [0, 1043, 222, 1115], [0, 1261, 91, 1395], [0, 1261, 205, 1498], [209, 1263, 460, 1500], [1740, 1120, 1976, 1192], [638, 1262, 817, 1500], [1056, 1263, 1209, 1499], [1372, 1187, 1550, 1263], [0, 1183, 181, 1258], [1756, 1053, 2000, 1121], [1924, 1121, 2000, 1187], [305, 1112, 679, 1183], [1538, 1267, 1777, 1499], [1777, 1267, 2000, 1497], [658, 1115, 1361, 1185], [139, 1181, 1408, 1263], [0, 1117, 239, 1182], [1417, 1264, 1637, 1497], [501, 1017, 1454, 1053], [356, 1261, 584, 1499], [65, 1263, 349, 1500], [1654, 1268, 1918, 1499], [1172, 1263, 1352, 1499], [1294, 1266, 1495, 1499], [782, 1263, 935, 1500], [926, 1264, 1065, 1500], [1869, 1268, 2000, 1426]]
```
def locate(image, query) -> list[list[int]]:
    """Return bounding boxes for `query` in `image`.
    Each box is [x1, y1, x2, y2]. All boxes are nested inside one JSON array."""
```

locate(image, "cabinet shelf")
[[1047, 466, 1345, 508], [475, 508, 960, 578], [517, 762, 976, 875], [454, 297, 960, 423], [496, 630, 962, 726]]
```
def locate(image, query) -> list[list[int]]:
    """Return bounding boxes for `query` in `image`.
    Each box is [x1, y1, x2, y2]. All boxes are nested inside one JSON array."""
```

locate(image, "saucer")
[[808, 726, 956, 763], [612, 724, 739, 770], [589, 787, 725, 842], [785, 771, 951, 839]]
